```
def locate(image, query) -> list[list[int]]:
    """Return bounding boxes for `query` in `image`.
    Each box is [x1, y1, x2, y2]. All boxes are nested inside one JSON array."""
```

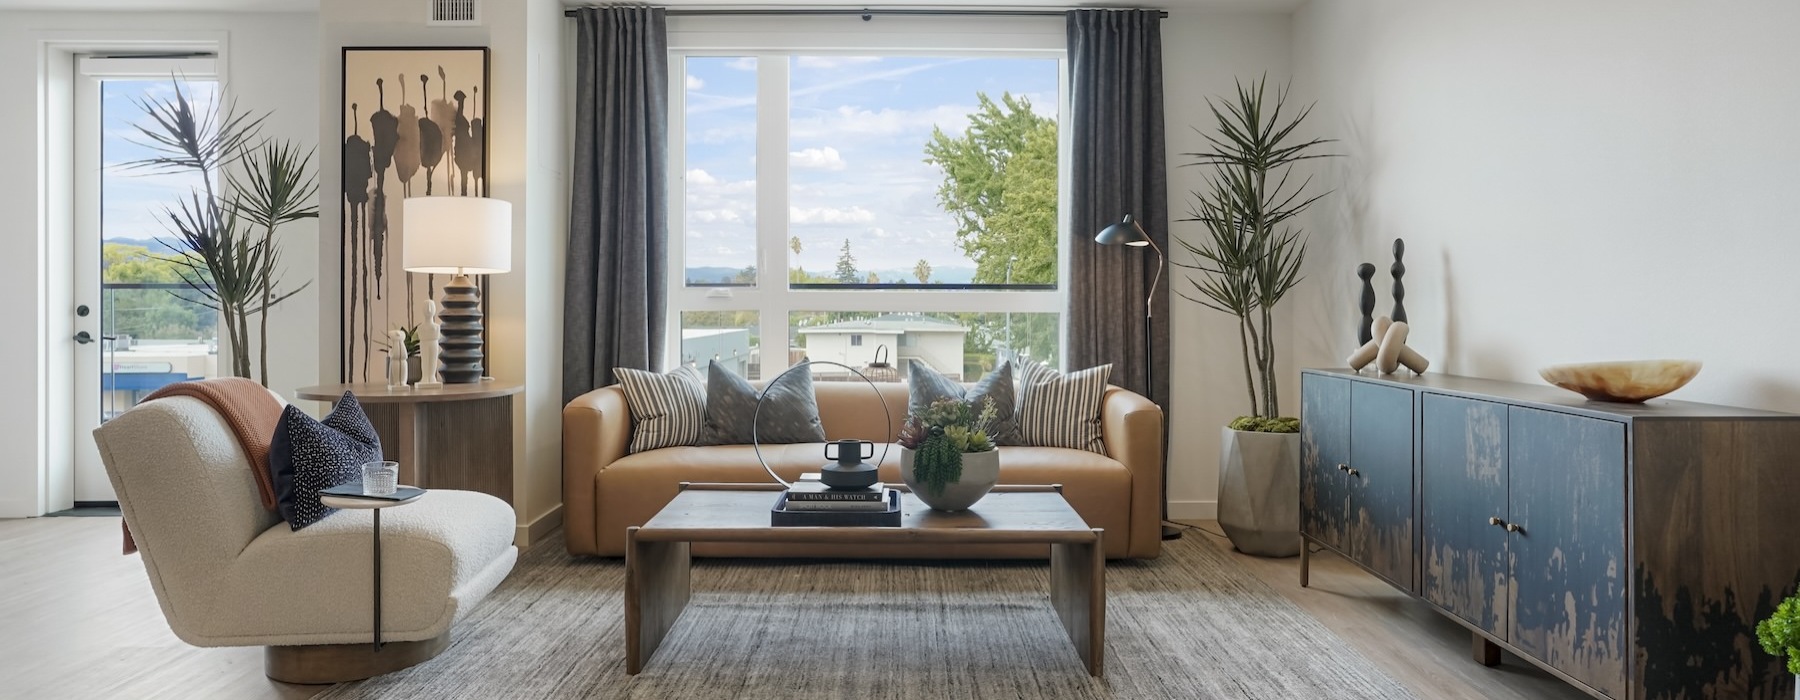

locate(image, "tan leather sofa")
[[563, 381, 1164, 559]]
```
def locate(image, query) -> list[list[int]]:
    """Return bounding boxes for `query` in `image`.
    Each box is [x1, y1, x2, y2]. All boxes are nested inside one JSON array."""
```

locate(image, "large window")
[[673, 50, 1066, 382]]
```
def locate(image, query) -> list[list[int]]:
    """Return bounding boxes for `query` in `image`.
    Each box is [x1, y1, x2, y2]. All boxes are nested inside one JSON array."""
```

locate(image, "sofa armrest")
[[563, 386, 631, 555], [1100, 385, 1165, 558]]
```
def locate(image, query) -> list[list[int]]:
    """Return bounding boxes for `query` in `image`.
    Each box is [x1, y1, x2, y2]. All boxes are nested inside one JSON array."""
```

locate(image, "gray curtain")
[[1067, 9, 1168, 410], [564, 7, 669, 405]]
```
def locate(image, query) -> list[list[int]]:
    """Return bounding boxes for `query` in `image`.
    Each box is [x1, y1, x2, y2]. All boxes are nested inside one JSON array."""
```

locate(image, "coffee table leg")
[[1050, 529, 1105, 676], [625, 527, 690, 674]]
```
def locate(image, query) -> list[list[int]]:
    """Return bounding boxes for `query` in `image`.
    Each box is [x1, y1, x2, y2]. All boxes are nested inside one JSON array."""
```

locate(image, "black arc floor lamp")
[[1094, 214, 1180, 541]]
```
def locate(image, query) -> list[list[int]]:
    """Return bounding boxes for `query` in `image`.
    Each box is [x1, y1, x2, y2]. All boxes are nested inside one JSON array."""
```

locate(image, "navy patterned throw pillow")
[[268, 392, 384, 530]]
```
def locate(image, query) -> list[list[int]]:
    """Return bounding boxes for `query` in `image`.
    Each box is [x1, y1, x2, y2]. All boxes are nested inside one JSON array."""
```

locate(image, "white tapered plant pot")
[[1217, 426, 1302, 557], [900, 447, 999, 511]]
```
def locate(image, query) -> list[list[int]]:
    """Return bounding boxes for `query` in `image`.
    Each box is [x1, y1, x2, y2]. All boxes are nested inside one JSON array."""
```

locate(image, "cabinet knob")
[[1346, 468, 1360, 477], [1337, 463, 1349, 472], [1488, 516, 1506, 528], [1505, 523, 1524, 534]]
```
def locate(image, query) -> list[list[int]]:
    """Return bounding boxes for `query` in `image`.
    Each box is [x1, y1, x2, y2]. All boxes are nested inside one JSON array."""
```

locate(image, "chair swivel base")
[[264, 631, 450, 684]]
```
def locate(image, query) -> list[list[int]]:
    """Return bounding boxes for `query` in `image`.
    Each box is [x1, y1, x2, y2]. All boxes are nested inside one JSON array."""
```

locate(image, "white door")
[[72, 57, 220, 503]]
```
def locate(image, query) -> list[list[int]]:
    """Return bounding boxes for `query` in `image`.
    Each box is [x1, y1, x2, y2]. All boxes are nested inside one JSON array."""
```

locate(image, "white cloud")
[[685, 75, 704, 91], [788, 146, 847, 171], [726, 57, 756, 71], [795, 56, 882, 69], [792, 104, 975, 140], [789, 205, 875, 225], [686, 168, 718, 185], [689, 208, 744, 224]]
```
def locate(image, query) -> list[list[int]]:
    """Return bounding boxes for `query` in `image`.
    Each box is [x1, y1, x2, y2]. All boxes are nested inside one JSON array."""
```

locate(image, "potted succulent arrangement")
[[1757, 593, 1800, 699], [898, 397, 1000, 511], [1173, 76, 1334, 557]]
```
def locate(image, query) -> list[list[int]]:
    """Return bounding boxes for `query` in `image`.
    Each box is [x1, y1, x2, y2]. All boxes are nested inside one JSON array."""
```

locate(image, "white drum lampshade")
[[403, 196, 512, 383]]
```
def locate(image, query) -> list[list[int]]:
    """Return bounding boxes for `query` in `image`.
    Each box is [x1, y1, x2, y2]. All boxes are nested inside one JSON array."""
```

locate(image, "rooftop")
[[796, 313, 967, 335]]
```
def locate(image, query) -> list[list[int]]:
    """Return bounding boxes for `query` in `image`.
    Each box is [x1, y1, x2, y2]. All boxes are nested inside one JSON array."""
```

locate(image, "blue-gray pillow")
[[698, 362, 826, 445], [907, 360, 1018, 445], [268, 392, 383, 530]]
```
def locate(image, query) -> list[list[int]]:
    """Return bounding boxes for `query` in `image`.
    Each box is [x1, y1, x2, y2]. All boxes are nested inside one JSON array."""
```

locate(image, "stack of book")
[[781, 479, 890, 512]]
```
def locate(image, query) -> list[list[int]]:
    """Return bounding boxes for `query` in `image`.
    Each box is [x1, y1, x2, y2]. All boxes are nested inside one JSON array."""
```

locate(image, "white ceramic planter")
[[900, 447, 1000, 511], [1217, 426, 1302, 557]]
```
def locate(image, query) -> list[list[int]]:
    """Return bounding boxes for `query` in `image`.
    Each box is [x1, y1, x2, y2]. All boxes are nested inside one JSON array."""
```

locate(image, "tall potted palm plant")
[[127, 80, 318, 386], [1174, 76, 1333, 557]]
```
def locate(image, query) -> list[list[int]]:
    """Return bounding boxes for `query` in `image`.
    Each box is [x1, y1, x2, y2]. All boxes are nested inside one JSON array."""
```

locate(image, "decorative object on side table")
[[403, 196, 512, 383], [1171, 77, 1334, 557], [417, 301, 442, 388], [898, 397, 1000, 512], [820, 439, 880, 489], [1756, 594, 1800, 700], [1389, 238, 1407, 324], [1538, 359, 1702, 402], [385, 330, 409, 389]]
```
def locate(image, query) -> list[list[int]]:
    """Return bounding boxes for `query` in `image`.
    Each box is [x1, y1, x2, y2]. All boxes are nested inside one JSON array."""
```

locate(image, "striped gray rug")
[[318, 531, 1414, 699]]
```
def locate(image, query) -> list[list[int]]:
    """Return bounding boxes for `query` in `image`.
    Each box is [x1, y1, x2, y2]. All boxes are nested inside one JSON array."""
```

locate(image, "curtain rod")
[[562, 7, 1169, 19]]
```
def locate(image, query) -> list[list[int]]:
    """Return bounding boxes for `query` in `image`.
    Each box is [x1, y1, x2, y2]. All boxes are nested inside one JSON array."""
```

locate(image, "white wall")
[[1160, 11, 1295, 520], [1291, 0, 1800, 412], [317, 0, 566, 544], [0, 10, 319, 517]]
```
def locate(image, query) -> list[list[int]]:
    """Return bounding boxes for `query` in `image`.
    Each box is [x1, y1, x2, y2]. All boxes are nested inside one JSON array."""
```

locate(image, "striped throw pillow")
[[1016, 362, 1112, 454], [613, 366, 708, 454]]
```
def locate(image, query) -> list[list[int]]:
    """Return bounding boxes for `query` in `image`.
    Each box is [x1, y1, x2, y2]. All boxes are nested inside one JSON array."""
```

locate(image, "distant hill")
[[105, 237, 182, 255], [683, 265, 978, 285]]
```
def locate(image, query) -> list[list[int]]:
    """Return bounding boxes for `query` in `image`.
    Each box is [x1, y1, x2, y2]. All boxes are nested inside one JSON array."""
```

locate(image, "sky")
[[682, 55, 1059, 283], [101, 79, 217, 246]]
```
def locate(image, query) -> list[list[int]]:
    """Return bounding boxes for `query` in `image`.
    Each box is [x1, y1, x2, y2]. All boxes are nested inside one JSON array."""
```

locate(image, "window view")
[[683, 56, 757, 287], [100, 79, 222, 419], [786, 56, 1059, 290], [676, 51, 1064, 381]]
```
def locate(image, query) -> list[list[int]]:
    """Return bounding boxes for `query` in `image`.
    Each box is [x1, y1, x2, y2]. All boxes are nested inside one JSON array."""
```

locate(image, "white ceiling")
[[0, 0, 1307, 15]]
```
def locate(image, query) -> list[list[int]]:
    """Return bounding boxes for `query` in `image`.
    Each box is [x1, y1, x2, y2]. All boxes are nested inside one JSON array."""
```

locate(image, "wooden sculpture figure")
[[1346, 315, 1429, 375]]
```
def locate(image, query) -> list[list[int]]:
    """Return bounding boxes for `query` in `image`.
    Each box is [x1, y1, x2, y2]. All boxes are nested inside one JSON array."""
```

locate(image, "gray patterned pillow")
[[699, 362, 826, 445], [613, 366, 708, 454], [908, 360, 1018, 445], [1016, 362, 1113, 454]]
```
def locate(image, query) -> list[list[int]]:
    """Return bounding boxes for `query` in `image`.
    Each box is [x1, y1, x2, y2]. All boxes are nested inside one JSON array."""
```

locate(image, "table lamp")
[[403, 196, 511, 384]]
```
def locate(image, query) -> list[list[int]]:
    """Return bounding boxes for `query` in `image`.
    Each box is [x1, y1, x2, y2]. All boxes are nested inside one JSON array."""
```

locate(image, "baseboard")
[[0, 497, 39, 519], [1168, 500, 1217, 521], [516, 504, 563, 548]]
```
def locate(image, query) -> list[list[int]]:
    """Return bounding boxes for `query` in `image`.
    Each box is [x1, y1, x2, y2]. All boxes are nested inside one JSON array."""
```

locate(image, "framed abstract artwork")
[[339, 46, 489, 382]]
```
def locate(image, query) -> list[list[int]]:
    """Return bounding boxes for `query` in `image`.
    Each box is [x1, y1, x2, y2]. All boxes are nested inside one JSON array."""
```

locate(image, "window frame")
[[666, 19, 1071, 379]]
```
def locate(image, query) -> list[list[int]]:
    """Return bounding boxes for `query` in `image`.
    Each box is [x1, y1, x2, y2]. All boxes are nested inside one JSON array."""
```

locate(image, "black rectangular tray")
[[771, 489, 901, 527], [320, 483, 426, 502]]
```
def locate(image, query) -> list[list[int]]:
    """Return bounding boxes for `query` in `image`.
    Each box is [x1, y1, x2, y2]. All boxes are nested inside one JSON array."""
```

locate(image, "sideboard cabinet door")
[[1507, 406, 1627, 698], [1420, 393, 1510, 639], [1300, 374, 1351, 551], [1347, 381, 1416, 592]]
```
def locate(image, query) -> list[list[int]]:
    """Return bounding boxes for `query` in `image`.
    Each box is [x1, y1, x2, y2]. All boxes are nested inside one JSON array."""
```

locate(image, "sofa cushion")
[[699, 362, 826, 445], [268, 392, 383, 530], [614, 365, 707, 453], [908, 360, 1018, 445], [1016, 362, 1112, 454]]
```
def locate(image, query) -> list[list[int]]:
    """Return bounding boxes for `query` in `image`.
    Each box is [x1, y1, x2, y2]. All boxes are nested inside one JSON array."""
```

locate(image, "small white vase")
[[900, 447, 1000, 511]]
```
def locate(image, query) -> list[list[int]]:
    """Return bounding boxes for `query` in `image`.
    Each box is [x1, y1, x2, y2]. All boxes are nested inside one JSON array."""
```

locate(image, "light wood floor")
[[0, 516, 1585, 699]]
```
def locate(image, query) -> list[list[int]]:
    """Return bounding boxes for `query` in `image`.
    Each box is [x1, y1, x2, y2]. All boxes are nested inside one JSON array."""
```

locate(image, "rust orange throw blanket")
[[123, 377, 284, 554]]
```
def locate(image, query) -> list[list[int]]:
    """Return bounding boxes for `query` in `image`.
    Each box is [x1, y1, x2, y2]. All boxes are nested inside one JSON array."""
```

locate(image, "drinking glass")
[[361, 461, 399, 496]]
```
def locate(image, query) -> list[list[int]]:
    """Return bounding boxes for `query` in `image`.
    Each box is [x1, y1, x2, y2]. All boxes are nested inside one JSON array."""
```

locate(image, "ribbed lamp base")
[[435, 274, 484, 384]]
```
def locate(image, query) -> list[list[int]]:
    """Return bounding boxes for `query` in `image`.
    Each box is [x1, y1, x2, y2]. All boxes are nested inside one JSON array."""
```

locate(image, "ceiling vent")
[[428, 0, 480, 26]]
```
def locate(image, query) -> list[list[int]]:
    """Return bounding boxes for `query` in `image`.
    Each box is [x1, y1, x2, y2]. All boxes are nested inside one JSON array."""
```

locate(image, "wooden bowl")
[[1538, 360, 1702, 403]]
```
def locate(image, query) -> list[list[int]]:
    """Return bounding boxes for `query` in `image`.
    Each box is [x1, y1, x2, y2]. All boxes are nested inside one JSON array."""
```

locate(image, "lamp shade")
[[1094, 214, 1151, 247], [402, 196, 512, 274]]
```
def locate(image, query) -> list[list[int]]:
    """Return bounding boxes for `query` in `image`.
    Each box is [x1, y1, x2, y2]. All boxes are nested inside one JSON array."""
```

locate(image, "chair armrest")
[[563, 386, 631, 554], [1101, 385, 1165, 558]]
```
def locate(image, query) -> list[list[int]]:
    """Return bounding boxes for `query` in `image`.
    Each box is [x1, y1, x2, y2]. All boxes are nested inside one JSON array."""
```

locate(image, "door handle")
[[73, 332, 116, 345]]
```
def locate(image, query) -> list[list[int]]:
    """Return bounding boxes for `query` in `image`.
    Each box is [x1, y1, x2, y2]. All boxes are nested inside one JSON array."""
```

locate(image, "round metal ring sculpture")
[[751, 360, 894, 489]]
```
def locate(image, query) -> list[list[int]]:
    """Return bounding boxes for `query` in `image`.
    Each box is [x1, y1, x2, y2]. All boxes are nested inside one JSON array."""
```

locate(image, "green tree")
[[833, 238, 860, 284], [923, 92, 1058, 285], [914, 259, 932, 284], [103, 242, 213, 341], [789, 236, 802, 256]]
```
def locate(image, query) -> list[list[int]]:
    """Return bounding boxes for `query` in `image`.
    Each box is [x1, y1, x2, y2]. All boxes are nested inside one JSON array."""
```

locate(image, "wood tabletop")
[[636, 485, 1099, 545], [295, 382, 523, 403]]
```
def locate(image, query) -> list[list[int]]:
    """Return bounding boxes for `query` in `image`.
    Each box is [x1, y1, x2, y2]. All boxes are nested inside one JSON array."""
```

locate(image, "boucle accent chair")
[[93, 394, 518, 684], [563, 380, 1166, 559]]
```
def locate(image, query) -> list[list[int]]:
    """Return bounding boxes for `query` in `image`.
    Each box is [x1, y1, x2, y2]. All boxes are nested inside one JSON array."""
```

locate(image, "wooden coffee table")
[[625, 483, 1105, 676]]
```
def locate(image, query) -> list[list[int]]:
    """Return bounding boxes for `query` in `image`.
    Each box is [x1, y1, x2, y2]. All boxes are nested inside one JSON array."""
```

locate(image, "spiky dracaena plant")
[[1173, 76, 1334, 426], [125, 79, 315, 386], [899, 397, 998, 496]]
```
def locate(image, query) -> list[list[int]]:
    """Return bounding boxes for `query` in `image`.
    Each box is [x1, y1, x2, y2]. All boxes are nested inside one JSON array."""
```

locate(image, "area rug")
[[318, 531, 1414, 699]]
